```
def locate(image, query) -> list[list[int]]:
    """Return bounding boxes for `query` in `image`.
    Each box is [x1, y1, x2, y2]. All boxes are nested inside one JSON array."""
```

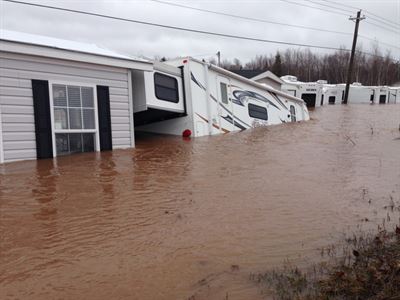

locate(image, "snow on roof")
[[0, 30, 148, 63]]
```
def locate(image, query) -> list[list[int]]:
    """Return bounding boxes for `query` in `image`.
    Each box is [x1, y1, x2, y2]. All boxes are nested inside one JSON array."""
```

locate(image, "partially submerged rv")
[[133, 57, 309, 137], [281, 75, 324, 108]]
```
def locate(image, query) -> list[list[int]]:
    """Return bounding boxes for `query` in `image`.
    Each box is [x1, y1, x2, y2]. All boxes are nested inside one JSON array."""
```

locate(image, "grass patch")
[[252, 224, 400, 299]]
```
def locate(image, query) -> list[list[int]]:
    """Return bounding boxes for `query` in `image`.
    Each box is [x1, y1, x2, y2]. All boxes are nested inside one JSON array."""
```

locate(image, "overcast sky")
[[1, 0, 399, 64]]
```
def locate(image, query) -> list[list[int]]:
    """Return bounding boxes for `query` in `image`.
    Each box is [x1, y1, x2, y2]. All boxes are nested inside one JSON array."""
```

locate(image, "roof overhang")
[[0, 40, 153, 71], [251, 70, 284, 84]]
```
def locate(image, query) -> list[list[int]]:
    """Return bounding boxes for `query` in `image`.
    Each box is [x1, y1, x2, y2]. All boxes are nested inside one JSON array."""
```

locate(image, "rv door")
[[217, 76, 234, 132]]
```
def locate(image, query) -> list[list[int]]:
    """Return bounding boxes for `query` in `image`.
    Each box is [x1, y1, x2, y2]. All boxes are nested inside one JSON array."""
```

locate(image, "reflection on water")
[[1, 105, 400, 300]]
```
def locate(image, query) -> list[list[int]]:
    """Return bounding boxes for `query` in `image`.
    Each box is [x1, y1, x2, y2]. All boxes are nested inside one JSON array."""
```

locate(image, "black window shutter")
[[97, 86, 112, 151], [32, 79, 53, 159]]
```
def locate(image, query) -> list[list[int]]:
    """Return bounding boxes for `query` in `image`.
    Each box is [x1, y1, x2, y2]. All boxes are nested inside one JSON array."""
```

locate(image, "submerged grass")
[[252, 222, 400, 300]]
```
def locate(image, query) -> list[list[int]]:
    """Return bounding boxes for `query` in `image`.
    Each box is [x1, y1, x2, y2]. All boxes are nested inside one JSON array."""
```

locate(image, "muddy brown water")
[[1, 105, 400, 300]]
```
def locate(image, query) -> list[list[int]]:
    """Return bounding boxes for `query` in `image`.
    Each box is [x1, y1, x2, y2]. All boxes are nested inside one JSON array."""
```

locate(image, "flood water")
[[1, 105, 400, 300]]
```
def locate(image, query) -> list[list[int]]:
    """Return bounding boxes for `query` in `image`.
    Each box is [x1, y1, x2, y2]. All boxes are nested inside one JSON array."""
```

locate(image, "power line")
[[278, 0, 349, 16], [0, 0, 353, 51], [364, 20, 400, 35], [2, 0, 398, 62], [303, 0, 354, 14], [318, 0, 400, 28], [359, 35, 400, 51], [150, 0, 399, 51], [281, 0, 400, 36], [150, 0, 353, 36]]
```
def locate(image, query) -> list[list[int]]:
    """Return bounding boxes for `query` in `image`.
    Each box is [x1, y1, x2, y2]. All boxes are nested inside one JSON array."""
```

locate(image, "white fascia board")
[[0, 41, 153, 71]]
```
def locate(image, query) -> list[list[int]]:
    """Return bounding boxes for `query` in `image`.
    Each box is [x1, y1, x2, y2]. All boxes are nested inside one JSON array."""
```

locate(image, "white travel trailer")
[[281, 75, 324, 108], [371, 86, 390, 104], [324, 83, 374, 104], [133, 58, 309, 137], [388, 87, 400, 104], [322, 84, 345, 105]]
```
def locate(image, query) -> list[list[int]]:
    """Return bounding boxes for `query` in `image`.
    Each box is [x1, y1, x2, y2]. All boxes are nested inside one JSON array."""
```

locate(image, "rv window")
[[154, 73, 179, 103], [248, 103, 268, 120], [220, 82, 228, 104], [290, 105, 296, 122], [328, 96, 335, 104]]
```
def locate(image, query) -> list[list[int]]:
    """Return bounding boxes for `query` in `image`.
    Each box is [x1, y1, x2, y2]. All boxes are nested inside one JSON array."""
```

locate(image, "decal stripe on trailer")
[[195, 113, 230, 133], [191, 72, 251, 129]]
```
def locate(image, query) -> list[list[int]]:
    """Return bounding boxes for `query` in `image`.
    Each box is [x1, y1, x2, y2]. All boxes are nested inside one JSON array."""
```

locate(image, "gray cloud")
[[1, 0, 399, 63]]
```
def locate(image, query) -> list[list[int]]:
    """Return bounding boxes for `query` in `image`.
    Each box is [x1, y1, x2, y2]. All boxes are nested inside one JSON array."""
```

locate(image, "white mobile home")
[[134, 57, 309, 137], [0, 30, 152, 163], [280, 75, 324, 108]]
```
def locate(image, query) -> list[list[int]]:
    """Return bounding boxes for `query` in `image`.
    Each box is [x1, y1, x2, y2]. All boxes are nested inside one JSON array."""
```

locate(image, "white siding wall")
[[0, 51, 133, 163]]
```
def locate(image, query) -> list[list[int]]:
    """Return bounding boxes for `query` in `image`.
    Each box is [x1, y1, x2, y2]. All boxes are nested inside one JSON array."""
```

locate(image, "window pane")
[[154, 73, 179, 103], [69, 108, 82, 129], [82, 133, 95, 152], [248, 103, 268, 120], [56, 133, 69, 155], [53, 85, 67, 106], [81, 87, 94, 108], [220, 82, 228, 104], [67, 86, 81, 107], [154, 73, 177, 88], [69, 133, 83, 153], [155, 86, 178, 102], [83, 108, 95, 129], [54, 108, 68, 129]]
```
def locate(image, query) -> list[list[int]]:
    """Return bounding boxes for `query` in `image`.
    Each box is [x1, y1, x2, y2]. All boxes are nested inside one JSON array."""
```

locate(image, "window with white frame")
[[52, 84, 97, 156]]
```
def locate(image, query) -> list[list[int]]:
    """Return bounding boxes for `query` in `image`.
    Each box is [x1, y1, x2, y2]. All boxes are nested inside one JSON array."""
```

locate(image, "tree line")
[[211, 45, 400, 86]]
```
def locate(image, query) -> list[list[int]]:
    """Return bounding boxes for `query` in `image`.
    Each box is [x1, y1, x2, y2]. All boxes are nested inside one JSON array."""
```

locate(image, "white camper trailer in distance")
[[388, 87, 400, 104], [281, 75, 324, 108], [133, 58, 309, 137]]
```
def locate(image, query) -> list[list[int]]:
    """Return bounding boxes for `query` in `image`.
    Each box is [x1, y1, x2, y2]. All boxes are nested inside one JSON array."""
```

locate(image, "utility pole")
[[343, 10, 365, 104], [217, 51, 221, 67]]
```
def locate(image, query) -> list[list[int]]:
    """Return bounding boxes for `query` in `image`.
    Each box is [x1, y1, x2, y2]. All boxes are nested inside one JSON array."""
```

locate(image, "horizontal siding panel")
[[0, 52, 129, 75], [109, 87, 129, 96], [110, 109, 129, 117], [4, 149, 36, 161], [112, 131, 131, 138], [2, 123, 35, 132], [110, 101, 129, 110], [111, 116, 130, 124], [112, 138, 130, 147], [1, 104, 34, 114], [0, 95, 33, 106], [3, 140, 36, 151], [3, 132, 36, 142], [0, 77, 31, 88], [0, 86, 32, 97], [1, 68, 129, 89], [111, 124, 130, 131], [1, 58, 128, 82], [2, 114, 34, 124], [109, 95, 129, 103]]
